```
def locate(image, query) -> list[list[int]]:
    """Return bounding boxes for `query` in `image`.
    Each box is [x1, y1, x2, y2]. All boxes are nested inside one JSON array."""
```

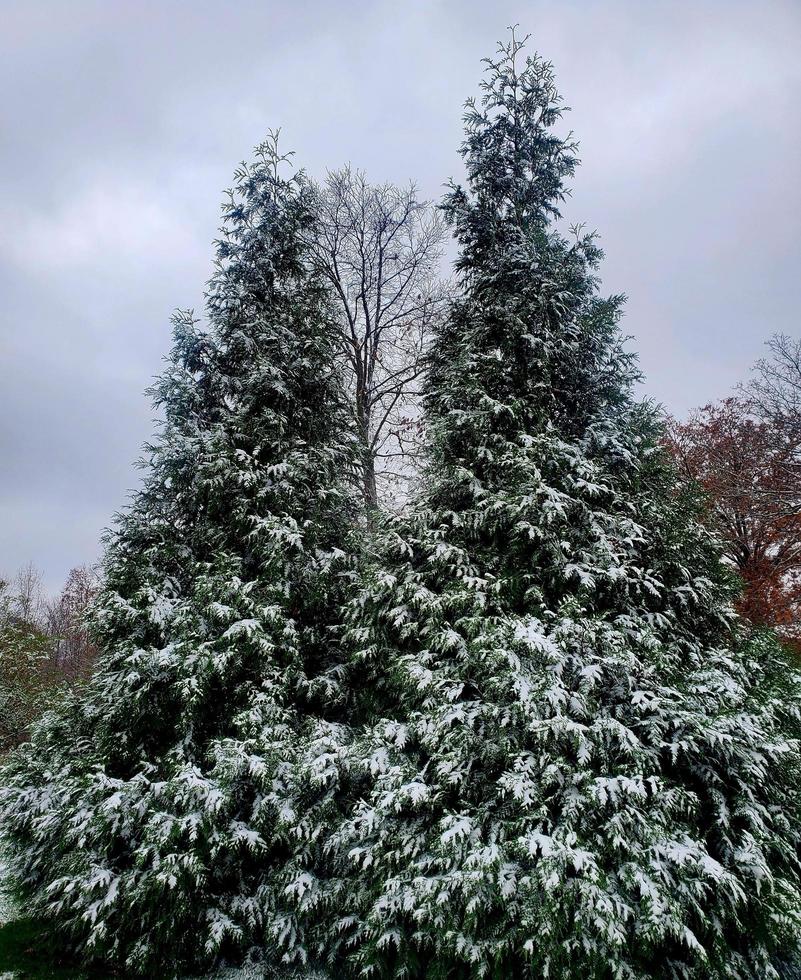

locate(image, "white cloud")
[[1, 180, 201, 273], [1, 0, 799, 589]]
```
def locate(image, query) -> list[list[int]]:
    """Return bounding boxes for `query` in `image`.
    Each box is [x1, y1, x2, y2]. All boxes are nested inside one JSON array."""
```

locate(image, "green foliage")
[[0, 134, 358, 976], [0, 917, 103, 979], [1, 33, 800, 980], [323, 33, 801, 978], [0, 582, 55, 755]]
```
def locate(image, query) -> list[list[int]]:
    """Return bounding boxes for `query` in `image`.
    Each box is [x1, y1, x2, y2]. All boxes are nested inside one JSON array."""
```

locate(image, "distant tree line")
[[0, 563, 99, 752]]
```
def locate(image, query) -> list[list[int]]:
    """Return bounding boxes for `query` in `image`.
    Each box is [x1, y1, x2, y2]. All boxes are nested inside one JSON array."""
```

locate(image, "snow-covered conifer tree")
[[0, 135, 358, 974], [331, 35, 801, 978]]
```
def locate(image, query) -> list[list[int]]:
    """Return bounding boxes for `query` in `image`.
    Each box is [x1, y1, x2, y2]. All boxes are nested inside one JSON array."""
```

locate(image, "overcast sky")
[[2, 0, 800, 593]]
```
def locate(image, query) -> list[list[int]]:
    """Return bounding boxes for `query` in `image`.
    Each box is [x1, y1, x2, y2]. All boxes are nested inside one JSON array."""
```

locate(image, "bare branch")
[[303, 169, 450, 507]]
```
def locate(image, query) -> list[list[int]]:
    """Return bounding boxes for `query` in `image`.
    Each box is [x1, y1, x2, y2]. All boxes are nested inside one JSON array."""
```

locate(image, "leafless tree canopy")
[[741, 333, 801, 515], [45, 565, 101, 679], [11, 562, 46, 628], [306, 168, 449, 508], [743, 333, 801, 427]]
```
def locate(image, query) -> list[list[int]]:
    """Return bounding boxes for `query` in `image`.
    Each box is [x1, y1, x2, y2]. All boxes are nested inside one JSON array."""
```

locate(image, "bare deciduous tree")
[[11, 562, 46, 628], [46, 565, 100, 679], [307, 168, 448, 508], [743, 333, 801, 426], [741, 333, 801, 518]]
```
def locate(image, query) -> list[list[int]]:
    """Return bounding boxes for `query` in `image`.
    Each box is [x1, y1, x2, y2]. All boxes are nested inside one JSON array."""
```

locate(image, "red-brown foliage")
[[665, 397, 801, 649]]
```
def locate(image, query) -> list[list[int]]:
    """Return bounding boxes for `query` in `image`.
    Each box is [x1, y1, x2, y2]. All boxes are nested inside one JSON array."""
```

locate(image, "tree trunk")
[[356, 390, 379, 508], [362, 451, 378, 509]]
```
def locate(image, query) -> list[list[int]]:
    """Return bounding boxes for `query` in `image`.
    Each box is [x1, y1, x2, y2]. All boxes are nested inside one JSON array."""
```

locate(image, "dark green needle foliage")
[[2, 32, 800, 980], [328, 34, 801, 979], [0, 134, 359, 976]]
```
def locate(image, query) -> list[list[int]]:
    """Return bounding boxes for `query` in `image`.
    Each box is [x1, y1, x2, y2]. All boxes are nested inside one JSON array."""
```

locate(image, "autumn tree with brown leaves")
[[666, 389, 801, 648]]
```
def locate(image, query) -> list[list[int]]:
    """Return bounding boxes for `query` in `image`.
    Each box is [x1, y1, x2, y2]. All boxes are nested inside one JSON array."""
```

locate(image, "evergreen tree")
[[0, 135, 358, 975], [330, 35, 801, 978]]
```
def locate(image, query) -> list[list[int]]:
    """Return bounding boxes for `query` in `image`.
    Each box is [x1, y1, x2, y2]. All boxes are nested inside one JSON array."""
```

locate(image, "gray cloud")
[[1, 0, 800, 592]]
